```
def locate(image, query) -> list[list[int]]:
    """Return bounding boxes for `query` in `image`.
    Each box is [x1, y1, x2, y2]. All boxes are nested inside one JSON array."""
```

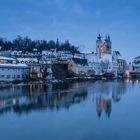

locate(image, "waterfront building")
[[125, 56, 140, 78], [0, 56, 30, 82], [29, 64, 44, 79], [85, 52, 118, 76], [117, 59, 127, 75], [95, 34, 115, 75], [133, 56, 140, 66], [94, 34, 127, 77], [85, 53, 101, 75], [0, 50, 11, 57], [52, 62, 69, 79], [99, 54, 118, 76], [68, 58, 92, 76]]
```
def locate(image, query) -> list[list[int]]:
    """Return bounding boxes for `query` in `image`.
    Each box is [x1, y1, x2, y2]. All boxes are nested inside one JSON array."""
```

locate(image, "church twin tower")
[[96, 34, 112, 57]]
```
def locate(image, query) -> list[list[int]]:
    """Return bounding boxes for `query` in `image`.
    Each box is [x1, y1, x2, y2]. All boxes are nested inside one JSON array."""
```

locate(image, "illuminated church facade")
[[96, 34, 112, 58]]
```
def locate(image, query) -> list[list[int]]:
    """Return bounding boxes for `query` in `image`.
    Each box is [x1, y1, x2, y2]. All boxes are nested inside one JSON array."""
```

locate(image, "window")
[[1, 75, 5, 78], [0, 59, 7, 63], [12, 61, 17, 64], [7, 75, 10, 79]]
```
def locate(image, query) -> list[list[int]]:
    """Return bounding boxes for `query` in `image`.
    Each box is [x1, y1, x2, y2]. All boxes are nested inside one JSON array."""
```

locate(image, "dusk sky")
[[0, 0, 140, 61]]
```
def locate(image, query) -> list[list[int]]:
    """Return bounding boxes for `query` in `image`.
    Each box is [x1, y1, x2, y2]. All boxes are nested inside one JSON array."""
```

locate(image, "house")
[[41, 50, 57, 64], [17, 57, 38, 64], [85, 53, 101, 75], [117, 59, 127, 74], [29, 64, 43, 79], [52, 63, 69, 79], [112, 51, 127, 75], [0, 56, 30, 82], [73, 53, 85, 59], [68, 58, 92, 76], [0, 50, 11, 57], [57, 51, 73, 61]]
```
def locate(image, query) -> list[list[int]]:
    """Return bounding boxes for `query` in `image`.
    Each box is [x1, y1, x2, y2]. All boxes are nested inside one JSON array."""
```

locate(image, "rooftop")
[[72, 58, 88, 66]]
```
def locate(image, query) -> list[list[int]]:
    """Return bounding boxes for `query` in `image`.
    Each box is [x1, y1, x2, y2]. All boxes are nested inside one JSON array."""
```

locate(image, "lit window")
[[12, 61, 17, 64], [0, 59, 8, 63]]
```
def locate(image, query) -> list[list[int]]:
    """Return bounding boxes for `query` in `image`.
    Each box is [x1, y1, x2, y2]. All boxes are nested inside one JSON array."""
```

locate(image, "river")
[[0, 79, 140, 140]]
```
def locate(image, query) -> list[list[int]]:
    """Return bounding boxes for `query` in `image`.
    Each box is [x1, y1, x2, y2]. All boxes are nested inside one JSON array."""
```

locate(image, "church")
[[96, 34, 112, 58]]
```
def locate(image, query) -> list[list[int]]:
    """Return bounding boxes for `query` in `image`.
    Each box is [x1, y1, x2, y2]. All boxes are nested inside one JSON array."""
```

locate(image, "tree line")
[[0, 35, 80, 54]]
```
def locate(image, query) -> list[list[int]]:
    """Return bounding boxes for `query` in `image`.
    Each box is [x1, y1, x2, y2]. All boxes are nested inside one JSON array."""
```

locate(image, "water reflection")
[[0, 79, 138, 118], [0, 83, 88, 116]]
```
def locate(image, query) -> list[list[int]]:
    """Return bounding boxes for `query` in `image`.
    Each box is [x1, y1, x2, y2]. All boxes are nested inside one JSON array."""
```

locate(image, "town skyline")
[[0, 0, 140, 61]]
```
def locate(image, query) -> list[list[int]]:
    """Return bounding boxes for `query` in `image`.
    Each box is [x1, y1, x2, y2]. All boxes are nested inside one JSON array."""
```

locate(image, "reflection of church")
[[0, 81, 132, 118], [96, 96, 112, 118], [92, 80, 129, 118]]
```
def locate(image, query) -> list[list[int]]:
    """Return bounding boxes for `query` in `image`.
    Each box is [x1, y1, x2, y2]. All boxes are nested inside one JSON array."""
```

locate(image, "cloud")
[[72, 2, 90, 17]]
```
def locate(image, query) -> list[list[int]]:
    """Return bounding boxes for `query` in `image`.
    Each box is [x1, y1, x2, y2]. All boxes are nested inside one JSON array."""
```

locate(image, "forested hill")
[[0, 36, 80, 54]]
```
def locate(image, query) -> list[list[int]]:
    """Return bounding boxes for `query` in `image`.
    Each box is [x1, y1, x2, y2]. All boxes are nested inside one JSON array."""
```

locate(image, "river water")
[[0, 79, 140, 140]]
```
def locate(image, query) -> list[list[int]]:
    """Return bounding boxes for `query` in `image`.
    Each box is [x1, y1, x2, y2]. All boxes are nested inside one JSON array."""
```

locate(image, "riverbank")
[[0, 82, 12, 89], [0, 76, 139, 88]]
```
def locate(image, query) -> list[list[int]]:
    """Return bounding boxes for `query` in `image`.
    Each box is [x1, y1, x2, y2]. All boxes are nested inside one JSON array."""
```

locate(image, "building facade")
[[0, 56, 30, 82]]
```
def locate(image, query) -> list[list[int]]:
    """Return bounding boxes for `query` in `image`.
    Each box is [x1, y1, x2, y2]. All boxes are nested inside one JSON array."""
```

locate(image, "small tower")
[[96, 34, 102, 56], [105, 35, 112, 54]]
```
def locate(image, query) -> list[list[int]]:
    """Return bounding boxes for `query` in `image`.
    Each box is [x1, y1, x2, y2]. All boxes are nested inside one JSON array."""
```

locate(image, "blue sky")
[[0, 0, 140, 61]]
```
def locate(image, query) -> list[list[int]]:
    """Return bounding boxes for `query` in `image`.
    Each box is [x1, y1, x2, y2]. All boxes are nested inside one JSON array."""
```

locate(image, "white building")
[[85, 53, 101, 75], [100, 54, 118, 77], [41, 50, 57, 64], [0, 56, 30, 82], [73, 53, 85, 59], [85, 53, 119, 77], [17, 57, 38, 64], [57, 51, 73, 61]]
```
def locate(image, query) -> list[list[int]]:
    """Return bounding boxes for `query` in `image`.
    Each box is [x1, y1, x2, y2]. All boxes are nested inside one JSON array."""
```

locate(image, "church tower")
[[96, 34, 102, 56], [105, 35, 112, 54]]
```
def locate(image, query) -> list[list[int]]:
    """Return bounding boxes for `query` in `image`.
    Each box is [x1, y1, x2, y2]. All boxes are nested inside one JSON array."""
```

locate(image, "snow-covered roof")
[[17, 58, 38, 62], [85, 53, 99, 63], [0, 63, 29, 68], [100, 54, 112, 62], [57, 51, 72, 54], [0, 56, 16, 61], [134, 56, 140, 60]]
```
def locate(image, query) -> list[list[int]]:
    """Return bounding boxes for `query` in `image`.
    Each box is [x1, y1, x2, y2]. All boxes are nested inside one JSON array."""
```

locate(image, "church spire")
[[97, 34, 101, 40]]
